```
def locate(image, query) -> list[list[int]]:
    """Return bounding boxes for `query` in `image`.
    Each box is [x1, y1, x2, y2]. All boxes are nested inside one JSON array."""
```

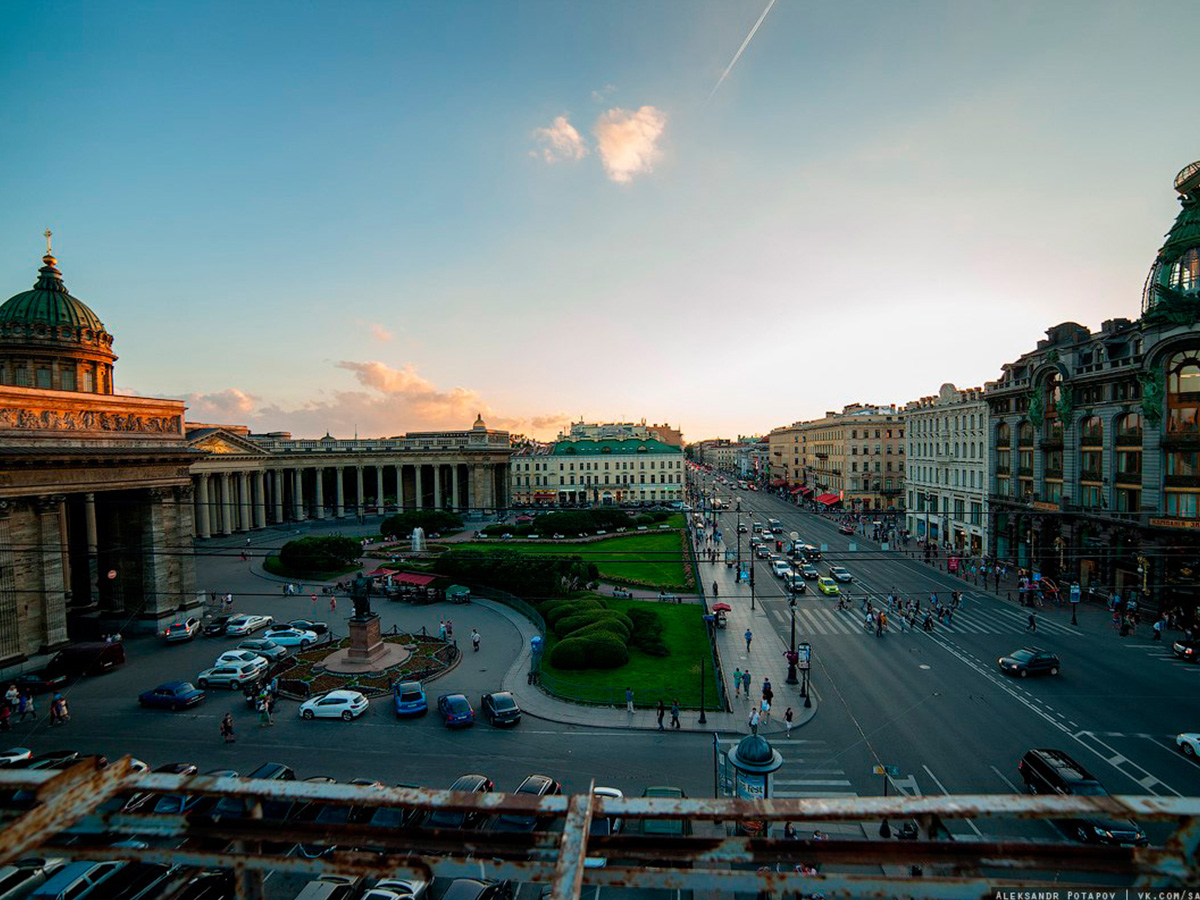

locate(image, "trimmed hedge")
[[544, 599, 606, 627], [549, 634, 630, 670], [278, 535, 361, 574], [555, 611, 634, 640]]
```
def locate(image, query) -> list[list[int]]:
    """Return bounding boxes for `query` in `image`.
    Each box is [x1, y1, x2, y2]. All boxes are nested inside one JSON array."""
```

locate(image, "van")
[[45, 643, 125, 678], [1017, 749, 1147, 846], [768, 518, 781, 529], [291, 876, 362, 900], [29, 863, 125, 900]]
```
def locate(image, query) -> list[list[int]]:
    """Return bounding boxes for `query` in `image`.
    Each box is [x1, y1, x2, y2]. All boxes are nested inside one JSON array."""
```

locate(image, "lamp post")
[[798, 641, 811, 708], [1137, 555, 1150, 598], [785, 602, 799, 685], [736, 500, 742, 572], [699, 642, 708, 725], [1054, 535, 1066, 579]]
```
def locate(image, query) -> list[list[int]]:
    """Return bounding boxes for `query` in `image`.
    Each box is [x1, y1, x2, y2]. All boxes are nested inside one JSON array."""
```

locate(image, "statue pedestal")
[[347, 614, 387, 665]]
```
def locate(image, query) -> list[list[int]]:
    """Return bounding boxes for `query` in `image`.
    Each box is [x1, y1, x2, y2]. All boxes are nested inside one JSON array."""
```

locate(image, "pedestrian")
[[625, 687, 635, 714], [748, 708, 760, 736], [53, 693, 69, 726], [471, 628, 481, 652], [438, 619, 447, 641], [733, 668, 742, 697], [742, 670, 752, 697], [4, 683, 17, 709], [762, 678, 772, 703], [670, 699, 681, 730], [330, 596, 337, 613], [760, 697, 771, 723], [744, 628, 753, 652], [656, 699, 665, 730], [18, 691, 34, 722], [259, 697, 271, 727], [221, 712, 235, 743], [1026, 612, 1037, 633], [445, 620, 454, 639], [1153, 617, 1165, 642], [784, 706, 794, 738]]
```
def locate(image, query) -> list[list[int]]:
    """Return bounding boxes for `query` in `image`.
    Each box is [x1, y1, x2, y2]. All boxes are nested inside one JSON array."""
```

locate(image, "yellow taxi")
[[817, 576, 840, 596]]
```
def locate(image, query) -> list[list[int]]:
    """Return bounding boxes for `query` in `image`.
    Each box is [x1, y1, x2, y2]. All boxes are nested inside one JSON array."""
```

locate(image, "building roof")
[[551, 438, 681, 455], [0, 252, 108, 333]]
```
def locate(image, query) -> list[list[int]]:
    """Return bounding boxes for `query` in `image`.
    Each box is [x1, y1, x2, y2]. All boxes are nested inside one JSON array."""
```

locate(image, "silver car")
[[196, 660, 265, 690]]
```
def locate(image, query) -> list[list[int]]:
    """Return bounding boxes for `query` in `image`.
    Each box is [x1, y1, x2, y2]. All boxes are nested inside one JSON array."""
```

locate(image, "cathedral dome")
[[1142, 160, 1200, 319], [0, 234, 116, 394]]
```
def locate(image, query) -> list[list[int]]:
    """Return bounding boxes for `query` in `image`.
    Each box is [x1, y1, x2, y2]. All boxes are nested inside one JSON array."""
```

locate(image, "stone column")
[[196, 476, 211, 539], [314, 468, 326, 519], [175, 485, 200, 610], [395, 464, 405, 509], [57, 498, 72, 602], [355, 465, 364, 517], [85, 492, 100, 594], [254, 471, 267, 528], [415, 465, 424, 509], [36, 496, 69, 648], [294, 469, 305, 521], [273, 470, 284, 523], [335, 467, 345, 518], [375, 466, 383, 510], [433, 464, 443, 509], [238, 472, 251, 532], [451, 464, 461, 512], [219, 473, 233, 535]]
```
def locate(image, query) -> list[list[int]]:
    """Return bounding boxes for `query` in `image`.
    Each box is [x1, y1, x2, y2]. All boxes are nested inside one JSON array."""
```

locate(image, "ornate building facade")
[[0, 240, 199, 663], [511, 436, 684, 506], [986, 161, 1200, 616]]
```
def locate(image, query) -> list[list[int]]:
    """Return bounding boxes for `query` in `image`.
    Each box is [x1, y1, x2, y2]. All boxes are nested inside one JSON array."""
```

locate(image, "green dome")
[[0, 253, 107, 333]]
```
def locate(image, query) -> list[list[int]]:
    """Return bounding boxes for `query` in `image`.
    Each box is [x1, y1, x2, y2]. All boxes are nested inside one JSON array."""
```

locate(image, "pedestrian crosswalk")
[[1121, 642, 1200, 673], [770, 600, 1081, 636]]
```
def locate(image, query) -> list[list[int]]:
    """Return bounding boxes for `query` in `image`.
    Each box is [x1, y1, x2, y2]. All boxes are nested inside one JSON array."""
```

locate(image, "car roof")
[[319, 690, 362, 701], [515, 774, 555, 793], [440, 692, 468, 701], [486, 691, 513, 701], [397, 681, 423, 691], [447, 774, 490, 791], [642, 785, 683, 797]]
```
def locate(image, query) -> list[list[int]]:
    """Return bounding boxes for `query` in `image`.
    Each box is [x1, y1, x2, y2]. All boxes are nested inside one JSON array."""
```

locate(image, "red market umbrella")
[[711, 602, 732, 612]]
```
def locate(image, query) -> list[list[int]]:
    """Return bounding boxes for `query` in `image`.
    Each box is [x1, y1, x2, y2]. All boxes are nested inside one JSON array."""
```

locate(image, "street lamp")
[[736, 500, 743, 572], [1054, 535, 1066, 578], [1137, 555, 1150, 597], [798, 641, 811, 708], [785, 601, 799, 685]]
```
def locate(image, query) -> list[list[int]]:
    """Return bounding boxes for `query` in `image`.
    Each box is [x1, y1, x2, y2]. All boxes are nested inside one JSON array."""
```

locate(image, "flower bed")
[[276, 633, 456, 699]]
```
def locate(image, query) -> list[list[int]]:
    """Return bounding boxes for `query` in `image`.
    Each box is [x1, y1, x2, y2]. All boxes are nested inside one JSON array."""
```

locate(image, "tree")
[[278, 535, 361, 574], [381, 510, 463, 539]]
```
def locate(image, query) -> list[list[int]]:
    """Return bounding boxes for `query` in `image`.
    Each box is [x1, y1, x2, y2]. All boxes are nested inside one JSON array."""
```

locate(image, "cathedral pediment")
[[187, 429, 268, 456]]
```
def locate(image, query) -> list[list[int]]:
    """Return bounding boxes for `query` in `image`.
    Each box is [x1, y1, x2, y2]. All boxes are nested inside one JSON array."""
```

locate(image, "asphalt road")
[[695, 474, 1200, 848]]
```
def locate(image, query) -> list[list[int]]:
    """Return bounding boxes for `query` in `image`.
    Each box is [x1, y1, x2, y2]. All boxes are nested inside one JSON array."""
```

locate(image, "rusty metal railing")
[[1, 759, 1197, 900]]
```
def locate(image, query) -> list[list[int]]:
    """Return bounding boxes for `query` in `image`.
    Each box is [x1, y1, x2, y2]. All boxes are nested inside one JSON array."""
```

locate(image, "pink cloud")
[[532, 115, 588, 164], [592, 106, 666, 184]]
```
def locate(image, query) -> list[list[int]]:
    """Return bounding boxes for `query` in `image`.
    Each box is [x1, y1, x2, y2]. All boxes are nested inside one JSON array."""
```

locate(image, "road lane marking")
[[774, 779, 853, 787], [922, 764, 983, 837]]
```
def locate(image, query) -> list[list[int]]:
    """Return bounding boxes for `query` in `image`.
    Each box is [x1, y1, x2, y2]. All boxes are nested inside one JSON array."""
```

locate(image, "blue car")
[[393, 681, 428, 717], [437, 693, 475, 728], [139, 681, 206, 710]]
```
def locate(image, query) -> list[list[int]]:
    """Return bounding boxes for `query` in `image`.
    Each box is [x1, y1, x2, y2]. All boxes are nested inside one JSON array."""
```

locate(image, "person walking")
[[760, 697, 771, 724], [445, 620, 454, 639], [258, 696, 271, 727], [4, 683, 17, 709], [748, 708, 760, 736], [220, 712, 235, 743], [742, 670, 752, 698], [625, 687, 635, 714], [329, 595, 337, 614], [438, 619, 447, 641], [744, 628, 753, 652], [1026, 612, 1037, 633], [1152, 617, 1165, 642], [471, 628, 481, 652], [670, 699, 681, 730], [784, 706, 794, 739], [762, 678, 772, 704], [656, 699, 665, 730], [733, 668, 742, 698], [17, 691, 33, 723], [52, 693, 69, 726]]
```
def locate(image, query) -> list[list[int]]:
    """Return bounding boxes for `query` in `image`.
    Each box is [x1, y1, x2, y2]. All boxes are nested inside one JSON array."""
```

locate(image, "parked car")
[[163, 618, 201, 642], [438, 881, 512, 900], [998, 648, 1061, 677], [0, 858, 66, 900], [1171, 639, 1200, 662], [1176, 732, 1199, 759], [138, 681, 206, 711], [40, 643, 125, 679], [288, 619, 329, 636], [237, 639, 287, 661], [1018, 748, 1147, 845], [480, 692, 521, 726], [153, 768, 238, 816], [426, 774, 493, 829], [491, 774, 561, 832], [827, 565, 853, 583], [299, 690, 368, 721], [12, 671, 68, 694], [0, 748, 33, 767], [215, 650, 269, 668], [816, 576, 840, 596], [360, 879, 427, 900], [585, 787, 624, 869], [262, 627, 317, 648], [641, 786, 691, 836], [210, 762, 296, 822], [196, 661, 266, 690], [224, 615, 273, 636], [203, 616, 233, 637], [295, 876, 370, 900], [437, 693, 475, 728], [393, 682, 428, 717], [28, 862, 127, 900]]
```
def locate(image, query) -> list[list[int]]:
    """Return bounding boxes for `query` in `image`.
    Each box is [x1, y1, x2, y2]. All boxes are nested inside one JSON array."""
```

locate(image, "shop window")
[[1080, 483, 1102, 508], [1166, 352, 1200, 435], [1164, 491, 1199, 518]]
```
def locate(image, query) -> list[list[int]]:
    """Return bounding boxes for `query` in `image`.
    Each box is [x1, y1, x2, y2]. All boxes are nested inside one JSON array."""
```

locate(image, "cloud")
[[532, 115, 588, 164], [592, 106, 667, 184], [369, 323, 393, 342], [591, 84, 617, 103], [173, 362, 568, 440]]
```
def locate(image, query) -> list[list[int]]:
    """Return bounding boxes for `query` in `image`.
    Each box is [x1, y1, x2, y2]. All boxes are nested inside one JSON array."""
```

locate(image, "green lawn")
[[456, 531, 689, 590], [538, 597, 718, 709], [262, 555, 361, 582]]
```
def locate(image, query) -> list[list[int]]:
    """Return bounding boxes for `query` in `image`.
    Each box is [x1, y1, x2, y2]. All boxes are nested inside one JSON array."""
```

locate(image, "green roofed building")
[[511, 429, 685, 507]]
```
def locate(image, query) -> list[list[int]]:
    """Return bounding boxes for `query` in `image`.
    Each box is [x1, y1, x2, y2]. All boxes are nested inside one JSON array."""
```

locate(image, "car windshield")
[[400, 691, 422, 702], [1010, 650, 1034, 661], [589, 818, 611, 836], [1071, 784, 1108, 796], [448, 698, 469, 712]]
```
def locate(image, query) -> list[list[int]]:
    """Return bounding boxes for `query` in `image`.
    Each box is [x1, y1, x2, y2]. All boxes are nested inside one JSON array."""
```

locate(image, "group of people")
[[1, 684, 68, 730], [732, 671, 796, 738], [853, 589, 966, 635]]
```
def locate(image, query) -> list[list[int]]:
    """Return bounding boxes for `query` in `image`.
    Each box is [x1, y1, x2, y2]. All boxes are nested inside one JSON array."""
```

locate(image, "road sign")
[[1070, 583, 1081, 603], [789, 531, 799, 542], [872, 764, 901, 777]]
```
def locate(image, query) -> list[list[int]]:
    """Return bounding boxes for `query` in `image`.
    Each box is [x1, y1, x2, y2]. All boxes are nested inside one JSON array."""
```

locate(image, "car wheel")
[[1050, 667, 1059, 676], [171, 703, 179, 711], [197, 679, 208, 689], [341, 711, 353, 721], [1183, 743, 1196, 758], [229, 680, 240, 690], [300, 640, 310, 649], [303, 709, 315, 720], [1019, 669, 1028, 678]]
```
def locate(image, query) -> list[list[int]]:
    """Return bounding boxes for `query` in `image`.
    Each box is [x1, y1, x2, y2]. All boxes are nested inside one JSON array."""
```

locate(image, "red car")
[[839, 523, 856, 535]]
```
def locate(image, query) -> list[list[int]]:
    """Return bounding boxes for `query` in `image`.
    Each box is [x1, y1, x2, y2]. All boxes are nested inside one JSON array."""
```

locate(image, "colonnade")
[[192, 459, 508, 538]]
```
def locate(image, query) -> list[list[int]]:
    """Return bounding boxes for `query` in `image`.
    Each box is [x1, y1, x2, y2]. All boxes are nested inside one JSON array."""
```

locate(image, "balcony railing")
[[1114, 472, 1143, 486]]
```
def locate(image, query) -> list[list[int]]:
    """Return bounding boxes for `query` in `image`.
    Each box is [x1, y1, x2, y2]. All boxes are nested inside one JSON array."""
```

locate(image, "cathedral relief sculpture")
[[0, 406, 180, 434]]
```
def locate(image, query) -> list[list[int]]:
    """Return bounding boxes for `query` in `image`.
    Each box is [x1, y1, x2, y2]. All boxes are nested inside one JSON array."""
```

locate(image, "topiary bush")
[[555, 611, 633, 639], [627, 607, 669, 656], [549, 634, 629, 670], [573, 620, 633, 642], [544, 599, 606, 628], [278, 535, 361, 574]]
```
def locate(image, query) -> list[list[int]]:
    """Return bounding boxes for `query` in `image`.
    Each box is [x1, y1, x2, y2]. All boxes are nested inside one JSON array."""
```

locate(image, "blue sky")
[[2, 1, 1197, 440]]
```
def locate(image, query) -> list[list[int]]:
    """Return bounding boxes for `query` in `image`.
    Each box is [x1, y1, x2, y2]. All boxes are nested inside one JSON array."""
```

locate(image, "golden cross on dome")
[[44, 228, 53, 254]]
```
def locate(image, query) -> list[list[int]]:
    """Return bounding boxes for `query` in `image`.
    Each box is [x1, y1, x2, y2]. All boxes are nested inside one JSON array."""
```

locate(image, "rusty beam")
[[0, 756, 134, 866], [548, 786, 595, 900]]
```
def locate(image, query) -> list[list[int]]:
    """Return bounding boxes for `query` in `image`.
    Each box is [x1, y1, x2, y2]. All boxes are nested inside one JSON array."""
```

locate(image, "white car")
[[586, 786, 624, 868], [0, 747, 32, 766], [299, 690, 368, 721], [1177, 732, 1200, 759], [263, 627, 318, 648], [215, 650, 268, 668], [163, 617, 201, 642], [361, 879, 428, 900], [196, 659, 266, 690], [225, 614, 273, 636], [772, 560, 793, 578], [828, 565, 853, 583]]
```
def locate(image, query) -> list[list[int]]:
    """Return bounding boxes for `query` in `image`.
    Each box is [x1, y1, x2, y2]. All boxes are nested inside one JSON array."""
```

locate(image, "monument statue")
[[350, 571, 373, 619]]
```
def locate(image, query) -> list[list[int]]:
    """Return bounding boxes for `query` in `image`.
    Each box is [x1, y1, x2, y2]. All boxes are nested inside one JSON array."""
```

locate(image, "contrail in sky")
[[708, 0, 778, 101]]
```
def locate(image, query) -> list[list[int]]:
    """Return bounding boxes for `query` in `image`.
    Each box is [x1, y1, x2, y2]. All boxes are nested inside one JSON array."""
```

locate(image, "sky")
[[2, 1, 1197, 442]]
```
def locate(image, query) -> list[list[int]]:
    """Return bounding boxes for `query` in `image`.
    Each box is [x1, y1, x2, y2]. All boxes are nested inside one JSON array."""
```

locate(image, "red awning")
[[799, 486, 815, 496], [789, 485, 805, 494], [367, 567, 398, 577], [770, 479, 788, 487], [815, 493, 840, 505], [391, 572, 438, 587]]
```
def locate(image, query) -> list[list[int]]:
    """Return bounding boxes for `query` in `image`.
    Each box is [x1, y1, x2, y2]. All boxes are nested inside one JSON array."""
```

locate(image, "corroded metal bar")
[[549, 788, 594, 900]]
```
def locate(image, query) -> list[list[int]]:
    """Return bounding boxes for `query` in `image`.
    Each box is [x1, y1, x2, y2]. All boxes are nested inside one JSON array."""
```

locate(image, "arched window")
[[1116, 412, 1143, 441], [1080, 416, 1103, 446], [1167, 351, 1200, 435], [1080, 416, 1103, 488], [1170, 248, 1200, 295], [1018, 422, 1034, 446]]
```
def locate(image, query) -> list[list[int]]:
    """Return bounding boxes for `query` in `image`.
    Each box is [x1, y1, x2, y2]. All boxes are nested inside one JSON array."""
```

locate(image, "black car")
[[204, 616, 233, 637], [426, 774, 494, 830], [1171, 638, 1200, 662], [480, 691, 521, 726], [490, 774, 562, 833], [440, 881, 513, 900], [1018, 748, 1147, 846], [14, 670, 69, 693], [288, 619, 329, 636], [153, 768, 238, 816], [998, 648, 1061, 677]]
